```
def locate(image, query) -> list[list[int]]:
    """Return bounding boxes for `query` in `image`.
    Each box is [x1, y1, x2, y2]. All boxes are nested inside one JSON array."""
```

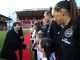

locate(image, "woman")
[[52, 0, 80, 60], [31, 22, 42, 60], [31, 22, 42, 44], [1, 22, 26, 60], [44, 10, 62, 52]]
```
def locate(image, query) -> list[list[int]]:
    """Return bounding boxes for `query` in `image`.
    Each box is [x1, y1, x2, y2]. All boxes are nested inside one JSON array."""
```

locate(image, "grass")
[[23, 30, 30, 36], [0, 31, 7, 48]]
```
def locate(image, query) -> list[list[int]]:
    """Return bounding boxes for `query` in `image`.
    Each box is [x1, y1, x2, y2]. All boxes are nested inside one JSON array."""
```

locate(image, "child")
[[32, 31, 45, 60], [30, 22, 42, 60], [36, 31, 45, 60], [40, 38, 56, 60]]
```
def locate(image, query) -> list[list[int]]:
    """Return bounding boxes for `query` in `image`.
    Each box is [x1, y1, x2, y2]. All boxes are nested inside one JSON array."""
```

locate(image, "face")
[[39, 42, 45, 53], [52, 9, 64, 25], [33, 24, 37, 30], [44, 12, 50, 23], [42, 18, 47, 25], [14, 24, 21, 31]]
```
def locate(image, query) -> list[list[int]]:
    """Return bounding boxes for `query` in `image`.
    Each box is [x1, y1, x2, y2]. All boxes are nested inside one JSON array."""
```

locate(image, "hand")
[[20, 36, 24, 39]]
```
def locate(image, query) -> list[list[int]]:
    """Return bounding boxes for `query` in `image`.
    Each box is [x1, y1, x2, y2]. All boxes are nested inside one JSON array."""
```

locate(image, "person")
[[44, 10, 62, 51], [31, 22, 42, 60], [1, 22, 27, 60], [43, 10, 62, 60], [42, 18, 49, 36], [35, 31, 45, 60], [18, 27, 24, 60], [31, 22, 42, 44], [17, 20, 24, 60], [52, 0, 80, 60], [17, 20, 24, 42], [40, 38, 55, 60]]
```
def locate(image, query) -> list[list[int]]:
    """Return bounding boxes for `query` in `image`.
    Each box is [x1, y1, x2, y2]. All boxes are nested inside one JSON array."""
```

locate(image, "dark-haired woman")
[[31, 22, 42, 60], [44, 10, 62, 60], [52, 0, 80, 60], [44, 10, 62, 50]]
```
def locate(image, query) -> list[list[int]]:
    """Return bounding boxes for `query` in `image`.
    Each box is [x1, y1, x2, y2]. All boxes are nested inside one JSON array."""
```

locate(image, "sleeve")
[[18, 27, 24, 42], [9, 30, 26, 50], [50, 22, 62, 51]]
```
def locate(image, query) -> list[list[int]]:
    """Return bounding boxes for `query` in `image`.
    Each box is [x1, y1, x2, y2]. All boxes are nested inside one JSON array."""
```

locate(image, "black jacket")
[[46, 21, 61, 39], [1, 27, 26, 59], [46, 21, 62, 52], [57, 18, 80, 60], [18, 27, 24, 42]]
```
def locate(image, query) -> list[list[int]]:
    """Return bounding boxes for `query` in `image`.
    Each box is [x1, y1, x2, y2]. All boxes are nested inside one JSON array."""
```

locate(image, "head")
[[33, 22, 41, 31], [13, 22, 21, 31], [35, 31, 45, 43], [42, 18, 48, 25], [44, 10, 53, 24], [52, 0, 78, 26], [40, 38, 52, 60]]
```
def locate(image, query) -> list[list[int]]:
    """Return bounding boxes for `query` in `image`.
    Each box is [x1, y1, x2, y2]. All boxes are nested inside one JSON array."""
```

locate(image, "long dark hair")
[[54, 0, 80, 30], [41, 38, 53, 60], [54, 0, 79, 20], [34, 22, 42, 32]]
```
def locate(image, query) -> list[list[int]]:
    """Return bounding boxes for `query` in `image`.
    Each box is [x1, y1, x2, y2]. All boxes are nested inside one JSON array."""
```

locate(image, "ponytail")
[[69, 0, 79, 19], [50, 7, 52, 17], [64, 0, 80, 30]]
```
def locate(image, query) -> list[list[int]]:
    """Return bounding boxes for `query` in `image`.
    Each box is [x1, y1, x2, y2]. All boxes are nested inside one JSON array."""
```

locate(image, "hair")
[[50, 7, 52, 16], [45, 10, 53, 18], [36, 32, 45, 39], [54, 0, 79, 20], [13, 22, 21, 26], [34, 22, 42, 31], [40, 38, 53, 60], [54, 0, 80, 30]]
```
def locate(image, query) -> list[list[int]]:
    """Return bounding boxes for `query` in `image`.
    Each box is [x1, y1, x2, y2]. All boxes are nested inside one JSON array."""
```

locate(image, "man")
[[1, 22, 26, 60]]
